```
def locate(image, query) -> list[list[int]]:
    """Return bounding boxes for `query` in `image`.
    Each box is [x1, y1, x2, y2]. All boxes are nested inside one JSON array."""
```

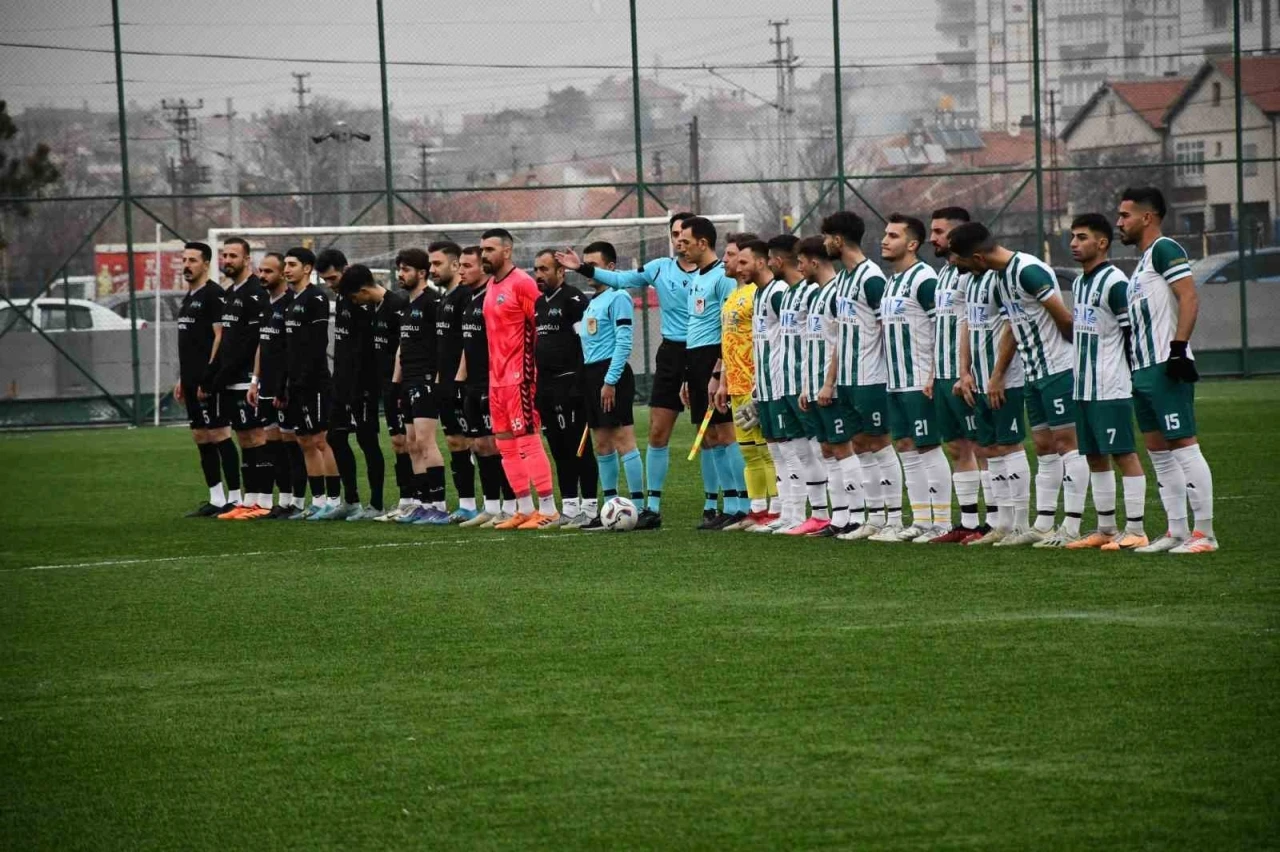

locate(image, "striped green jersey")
[[933, 262, 968, 381], [752, 278, 789, 402], [803, 275, 841, 397], [882, 261, 937, 393], [966, 270, 1023, 392], [997, 252, 1073, 383], [780, 280, 818, 397], [1129, 235, 1193, 370], [835, 259, 888, 387], [1072, 262, 1132, 401]]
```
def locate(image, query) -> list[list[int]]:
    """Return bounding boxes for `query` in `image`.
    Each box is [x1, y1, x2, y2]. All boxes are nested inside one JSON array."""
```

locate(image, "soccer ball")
[[599, 497, 639, 532]]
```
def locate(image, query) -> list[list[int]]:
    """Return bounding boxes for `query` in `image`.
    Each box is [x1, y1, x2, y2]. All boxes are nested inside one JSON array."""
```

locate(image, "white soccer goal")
[[208, 215, 747, 282]]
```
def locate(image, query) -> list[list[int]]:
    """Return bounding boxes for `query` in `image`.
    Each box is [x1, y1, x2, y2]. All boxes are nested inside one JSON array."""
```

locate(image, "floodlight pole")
[[112, 0, 142, 425]]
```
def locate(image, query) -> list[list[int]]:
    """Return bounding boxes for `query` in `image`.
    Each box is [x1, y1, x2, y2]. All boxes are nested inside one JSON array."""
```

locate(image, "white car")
[[0, 297, 146, 334]]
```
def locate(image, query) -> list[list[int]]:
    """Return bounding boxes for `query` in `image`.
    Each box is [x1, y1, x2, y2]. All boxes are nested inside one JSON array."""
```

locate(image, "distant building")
[[1180, 0, 1277, 56], [590, 77, 686, 132]]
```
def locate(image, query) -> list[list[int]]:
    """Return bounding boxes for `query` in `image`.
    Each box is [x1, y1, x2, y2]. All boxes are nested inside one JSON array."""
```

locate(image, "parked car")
[[0, 298, 145, 334], [1188, 247, 1280, 285], [101, 290, 187, 323]]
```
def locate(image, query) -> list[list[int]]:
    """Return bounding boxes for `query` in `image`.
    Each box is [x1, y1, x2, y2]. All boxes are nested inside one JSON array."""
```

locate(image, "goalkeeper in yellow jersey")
[[711, 233, 779, 531]]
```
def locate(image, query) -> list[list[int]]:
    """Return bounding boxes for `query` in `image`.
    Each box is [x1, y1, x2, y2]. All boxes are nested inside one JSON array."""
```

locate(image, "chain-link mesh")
[[1, 0, 1276, 426]]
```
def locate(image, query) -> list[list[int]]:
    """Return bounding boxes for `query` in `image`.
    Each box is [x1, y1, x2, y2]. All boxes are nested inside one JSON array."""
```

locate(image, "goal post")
[[208, 214, 747, 402]]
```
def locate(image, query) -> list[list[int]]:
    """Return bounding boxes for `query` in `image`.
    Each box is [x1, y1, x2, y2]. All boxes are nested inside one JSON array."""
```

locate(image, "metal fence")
[[2, 0, 1277, 426]]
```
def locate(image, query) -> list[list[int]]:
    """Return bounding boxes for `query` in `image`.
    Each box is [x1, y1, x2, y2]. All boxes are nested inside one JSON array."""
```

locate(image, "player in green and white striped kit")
[[796, 236, 863, 537], [948, 222, 1085, 547], [769, 235, 830, 535], [870, 214, 952, 543], [821, 211, 900, 541], [926, 207, 986, 543], [1115, 187, 1216, 554], [752, 237, 800, 532], [1054, 213, 1149, 551]]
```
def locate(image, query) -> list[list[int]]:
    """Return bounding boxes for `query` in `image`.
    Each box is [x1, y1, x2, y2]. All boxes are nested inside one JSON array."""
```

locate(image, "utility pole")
[[160, 97, 210, 235], [415, 141, 459, 220], [312, 121, 371, 228], [768, 20, 800, 231], [212, 97, 239, 229], [291, 72, 313, 226], [688, 115, 702, 212]]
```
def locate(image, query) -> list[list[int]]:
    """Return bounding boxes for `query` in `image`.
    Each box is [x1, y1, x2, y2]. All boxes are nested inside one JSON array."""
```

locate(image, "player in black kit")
[[176, 241, 241, 517], [430, 240, 479, 523], [391, 248, 449, 525], [247, 252, 308, 518], [282, 247, 342, 520], [533, 250, 599, 527], [336, 263, 414, 521], [317, 249, 385, 521], [210, 237, 272, 519], [455, 245, 515, 527]]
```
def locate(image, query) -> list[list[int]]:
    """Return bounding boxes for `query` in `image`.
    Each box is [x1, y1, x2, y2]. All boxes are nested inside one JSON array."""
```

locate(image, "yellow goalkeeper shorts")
[[731, 392, 764, 444]]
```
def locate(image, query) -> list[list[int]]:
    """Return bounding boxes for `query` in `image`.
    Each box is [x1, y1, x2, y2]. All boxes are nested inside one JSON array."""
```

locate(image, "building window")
[[1212, 1, 1229, 28], [959, 36, 969, 48], [1215, 141, 1223, 156], [1212, 82, 1222, 106], [1245, 0, 1254, 22], [1175, 140, 1205, 185], [1244, 143, 1259, 177], [1108, 100, 1117, 119]]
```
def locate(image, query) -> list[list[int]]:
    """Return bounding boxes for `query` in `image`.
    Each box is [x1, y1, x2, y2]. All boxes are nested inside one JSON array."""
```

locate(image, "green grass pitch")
[[2, 379, 1279, 850]]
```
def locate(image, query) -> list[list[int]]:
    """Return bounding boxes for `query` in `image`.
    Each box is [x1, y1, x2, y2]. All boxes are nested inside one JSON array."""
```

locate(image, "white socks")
[[1005, 450, 1032, 532], [1061, 449, 1088, 537], [980, 468, 996, 527], [776, 440, 807, 524], [921, 446, 952, 530], [793, 439, 829, 520], [1172, 444, 1214, 537], [858, 451, 885, 526], [987, 455, 1012, 532], [824, 456, 848, 527], [1090, 470, 1118, 534], [954, 469, 981, 530], [1122, 474, 1147, 535], [1148, 449, 1190, 538], [838, 454, 865, 526], [210, 483, 226, 506], [874, 445, 903, 525], [1034, 451, 1062, 532]]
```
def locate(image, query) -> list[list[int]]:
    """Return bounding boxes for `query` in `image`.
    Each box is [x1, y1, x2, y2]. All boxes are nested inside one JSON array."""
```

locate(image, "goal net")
[[209, 214, 747, 399]]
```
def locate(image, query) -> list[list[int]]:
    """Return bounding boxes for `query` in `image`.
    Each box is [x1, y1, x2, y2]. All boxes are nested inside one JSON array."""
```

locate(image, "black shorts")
[[328, 395, 378, 433], [183, 384, 228, 430], [462, 385, 493, 438], [536, 377, 588, 437], [286, 387, 329, 437], [686, 343, 733, 426], [404, 382, 438, 421], [584, 361, 635, 429], [650, 338, 688, 412], [437, 382, 467, 436], [221, 388, 265, 431], [260, 399, 292, 432], [383, 386, 406, 437]]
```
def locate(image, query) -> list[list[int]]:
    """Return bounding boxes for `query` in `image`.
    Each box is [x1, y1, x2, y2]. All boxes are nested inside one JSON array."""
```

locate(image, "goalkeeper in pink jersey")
[[479, 229, 561, 530]]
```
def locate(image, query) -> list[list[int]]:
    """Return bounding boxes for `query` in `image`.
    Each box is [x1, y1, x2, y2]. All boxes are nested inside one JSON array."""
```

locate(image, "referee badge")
[[585, 316, 598, 335], [694, 296, 706, 315]]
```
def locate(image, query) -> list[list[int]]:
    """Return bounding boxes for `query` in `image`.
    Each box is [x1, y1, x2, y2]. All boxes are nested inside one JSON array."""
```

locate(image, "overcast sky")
[[3, 0, 942, 123]]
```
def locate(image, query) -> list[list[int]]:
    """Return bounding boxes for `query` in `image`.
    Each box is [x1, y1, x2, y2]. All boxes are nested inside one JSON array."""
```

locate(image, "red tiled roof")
[[1216, 55, 1280, 113], [1110, 78, 1188, 129]]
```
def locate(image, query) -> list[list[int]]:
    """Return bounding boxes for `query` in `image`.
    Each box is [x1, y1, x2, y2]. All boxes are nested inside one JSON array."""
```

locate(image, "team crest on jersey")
[[585, 316, 598, 335], [694, 296, 705, 315], [497, 294, 507, 305]]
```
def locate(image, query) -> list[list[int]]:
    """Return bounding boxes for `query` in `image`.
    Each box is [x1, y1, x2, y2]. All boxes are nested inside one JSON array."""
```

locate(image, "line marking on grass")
[[6, 533, 584, 573], [836, 611, 1269, 633]]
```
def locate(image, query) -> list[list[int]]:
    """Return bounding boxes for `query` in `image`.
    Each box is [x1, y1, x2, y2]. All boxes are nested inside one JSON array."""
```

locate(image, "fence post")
[[832, 0, 846, 210], [1031, 0, 1045, 259], [376, 0, 397, 253], [1233, 0, 1249, 378], [629, 0, 651, 384], [112, 0, 141, 425]]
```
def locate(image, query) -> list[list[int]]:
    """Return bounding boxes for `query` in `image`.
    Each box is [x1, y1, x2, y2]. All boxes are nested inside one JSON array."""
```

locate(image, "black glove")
[[1165, 340, 1199, 383]]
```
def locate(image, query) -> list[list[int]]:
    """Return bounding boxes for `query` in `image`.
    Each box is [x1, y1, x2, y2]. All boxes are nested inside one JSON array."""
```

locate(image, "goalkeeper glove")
[[733, 400, 759, 431], [1165, 340, 1199, 383]]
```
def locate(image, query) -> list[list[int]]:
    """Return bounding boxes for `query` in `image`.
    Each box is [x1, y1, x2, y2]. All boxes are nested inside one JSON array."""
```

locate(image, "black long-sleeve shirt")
[[332, 294, 377, 402], [459, 283, 489, 389], [258, 288, 293, 399], [285, 284, 330, 392], [374, 289, 407, 390], [436, 284, 469, 386], [210, 275, 268, 390], [177, 281, 223, 389]]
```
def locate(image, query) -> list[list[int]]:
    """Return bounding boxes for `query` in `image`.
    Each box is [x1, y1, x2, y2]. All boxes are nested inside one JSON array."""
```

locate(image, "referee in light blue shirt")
[[556, 211, 698, 528], [572, 240, 645, 531]]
